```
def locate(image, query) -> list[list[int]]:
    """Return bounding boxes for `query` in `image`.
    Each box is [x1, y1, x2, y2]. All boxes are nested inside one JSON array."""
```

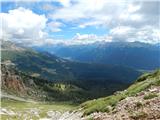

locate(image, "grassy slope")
[[1, 99, 75, 112], [1, 98, 76, 120], [1, 49, 141, 83], [81, 69, 160, 115], [1, 64, 88, 103], [1, 49, 73, 81]]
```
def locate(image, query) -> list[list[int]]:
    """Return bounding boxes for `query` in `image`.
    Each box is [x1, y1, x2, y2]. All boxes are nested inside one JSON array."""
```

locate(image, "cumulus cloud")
[[49, 0, 160, 44], [42, 33, 112, 46], [64, 33, 112, 45], [78, 21, 104, 28], [59, 0, 72, 7], [50, 0, 159, 27], [1, 0, 159, 46], [134, 26, 160, 44], [109, 25, 160, 44], [47, 21, 63, 32], [42, 3, 56, 11], [75, 33, 112, 43], [0, 7, 48, 45]]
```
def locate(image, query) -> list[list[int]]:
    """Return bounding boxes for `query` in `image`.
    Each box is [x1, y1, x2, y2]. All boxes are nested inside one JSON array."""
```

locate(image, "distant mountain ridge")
[[1, 40, 141, 102], [1, 40, 141, 83], [34, 41, 160, 70]]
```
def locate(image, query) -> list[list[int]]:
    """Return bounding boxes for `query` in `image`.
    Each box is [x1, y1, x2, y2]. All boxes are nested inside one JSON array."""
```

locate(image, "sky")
[[0, 0, 160, 46]]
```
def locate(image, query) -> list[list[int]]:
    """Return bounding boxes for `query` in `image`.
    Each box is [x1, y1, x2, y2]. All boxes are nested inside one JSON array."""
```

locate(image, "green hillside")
[[81, 69, 160, 115], [1, 40, 141, 103], [1, 63, 89, 102], [1, 41, 141, 83]]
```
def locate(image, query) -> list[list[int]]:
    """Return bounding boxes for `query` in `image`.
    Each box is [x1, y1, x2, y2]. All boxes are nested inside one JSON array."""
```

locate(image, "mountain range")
[[34, 41, 160, 70], [1, 40, 141, 102]]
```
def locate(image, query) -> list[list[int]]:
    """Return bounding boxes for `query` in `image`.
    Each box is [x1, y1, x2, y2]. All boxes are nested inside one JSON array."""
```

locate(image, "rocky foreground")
[[1, 86, 160, 120], [90, 86, 160, 120], [0, 108, 83, 120]]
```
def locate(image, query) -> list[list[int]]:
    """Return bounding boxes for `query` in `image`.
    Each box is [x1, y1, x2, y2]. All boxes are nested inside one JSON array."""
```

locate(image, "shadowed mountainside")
[[1, 40, 141, 103]]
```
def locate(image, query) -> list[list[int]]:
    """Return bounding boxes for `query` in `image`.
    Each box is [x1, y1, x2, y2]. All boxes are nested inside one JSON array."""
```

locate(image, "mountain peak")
[[1, 40, 25, 51]]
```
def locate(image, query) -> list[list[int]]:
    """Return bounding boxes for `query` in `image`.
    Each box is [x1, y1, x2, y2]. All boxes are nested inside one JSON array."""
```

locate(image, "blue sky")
[[1, 0, 159, 46], [1, 1, 109, 39]]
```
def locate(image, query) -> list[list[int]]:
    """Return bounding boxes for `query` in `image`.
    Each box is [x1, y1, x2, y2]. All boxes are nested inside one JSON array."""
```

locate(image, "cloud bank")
[[0, 7, 48, 45], [50, 0, 160, 44], [1, 0, 160, 46]]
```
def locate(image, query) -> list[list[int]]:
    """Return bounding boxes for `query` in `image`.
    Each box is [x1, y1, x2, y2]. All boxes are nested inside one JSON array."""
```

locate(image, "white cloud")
[[67, 25, 159, 45], [47, 21, 63, 32], [78, 21, 104, 28], [41, 33, 112, 46], [50, 0, 115, 22], [58, 25, 160, 45], [109, 25, 160, 44], [49, 0, 159, 44], [42, 3, 56, 11], [73, 33, 98, 41], [0, 7, 48, 45], [127, 4, 141, 13], [65, 33, 112, 45], [1, 0, 159, 46], [49, 7, 85, 21], [59, 0, 72, 7], [134, 26, 160, 44], [110, 26, 133, 36]]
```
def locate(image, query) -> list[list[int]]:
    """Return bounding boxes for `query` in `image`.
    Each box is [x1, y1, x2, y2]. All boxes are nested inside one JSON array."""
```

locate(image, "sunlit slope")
[[81, 69, 160, 115]]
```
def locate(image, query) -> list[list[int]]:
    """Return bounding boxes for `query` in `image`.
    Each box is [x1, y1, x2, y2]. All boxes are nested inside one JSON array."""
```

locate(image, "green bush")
[[135, 102, 143, 108], [144, 93, 158, 100]]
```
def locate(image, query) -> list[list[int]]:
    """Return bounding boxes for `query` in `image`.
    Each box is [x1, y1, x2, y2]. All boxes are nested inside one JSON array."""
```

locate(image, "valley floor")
[[1, 95, 82, 120]]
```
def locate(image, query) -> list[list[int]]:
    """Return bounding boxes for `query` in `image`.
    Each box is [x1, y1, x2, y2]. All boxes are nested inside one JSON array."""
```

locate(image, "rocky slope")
[[1, 63, 49, 100], [91, 86, 160, 120], [81, 70, 160, 120]]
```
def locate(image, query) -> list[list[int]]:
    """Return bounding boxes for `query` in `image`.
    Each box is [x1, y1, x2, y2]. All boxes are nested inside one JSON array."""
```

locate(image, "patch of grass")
[[135, 102, 143, 108], [83, 101, 109, 116], [125, 81, 150, 96], [82, 94, 126, 115], [130, 111, 148, 119], [1, 115, 19, 120], [143, 93, 158, 100], [1, 114, 40, 120], [87, 117, 94, 120], [1, 98, 76, 111], [1, 98, 76, 119]]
